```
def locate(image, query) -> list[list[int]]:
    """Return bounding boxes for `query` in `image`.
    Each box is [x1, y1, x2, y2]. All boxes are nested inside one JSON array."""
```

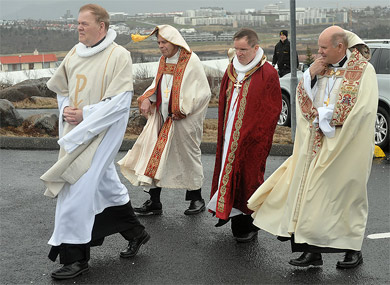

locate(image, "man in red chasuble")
[[207, 28, 282, 242]]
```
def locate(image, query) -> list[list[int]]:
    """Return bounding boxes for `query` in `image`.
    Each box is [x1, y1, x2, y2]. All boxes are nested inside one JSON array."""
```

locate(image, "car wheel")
[[375, 106, 389, 150], [278, 93, 291, 127]]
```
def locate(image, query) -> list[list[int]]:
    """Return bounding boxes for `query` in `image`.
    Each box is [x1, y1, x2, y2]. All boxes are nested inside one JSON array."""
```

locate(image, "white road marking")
[[367, 232, 390, 239]]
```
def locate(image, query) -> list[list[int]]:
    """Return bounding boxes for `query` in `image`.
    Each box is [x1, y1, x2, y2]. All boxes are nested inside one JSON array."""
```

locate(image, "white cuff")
[[318, 105, 335, 138], [303, 68, 315, 101]]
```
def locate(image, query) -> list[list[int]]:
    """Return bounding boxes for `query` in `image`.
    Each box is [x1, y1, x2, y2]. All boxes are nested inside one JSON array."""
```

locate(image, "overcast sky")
[[0, 0, 388, 20]]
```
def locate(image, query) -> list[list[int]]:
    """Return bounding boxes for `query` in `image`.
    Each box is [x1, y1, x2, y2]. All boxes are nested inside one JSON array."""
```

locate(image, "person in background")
[[272, 30, 299, 77]]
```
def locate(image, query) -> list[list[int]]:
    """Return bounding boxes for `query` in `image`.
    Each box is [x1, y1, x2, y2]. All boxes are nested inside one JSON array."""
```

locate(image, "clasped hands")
[[63, 106, 83, 125]]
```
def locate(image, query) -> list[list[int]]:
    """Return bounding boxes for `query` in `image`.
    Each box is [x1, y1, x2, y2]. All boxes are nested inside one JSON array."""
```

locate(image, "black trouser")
[[231, 214, 259, 237], [48, 201, 144, 265], [278, 69, 290, 78], [149, 187, 202, 203]]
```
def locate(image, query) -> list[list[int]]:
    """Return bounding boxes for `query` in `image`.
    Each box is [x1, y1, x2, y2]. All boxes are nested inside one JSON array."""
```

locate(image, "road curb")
[[0, 136, 293, 156]]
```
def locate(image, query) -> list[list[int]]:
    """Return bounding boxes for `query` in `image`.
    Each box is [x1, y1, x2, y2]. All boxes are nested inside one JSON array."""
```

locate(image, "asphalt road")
[[0, 150, 389, 284]]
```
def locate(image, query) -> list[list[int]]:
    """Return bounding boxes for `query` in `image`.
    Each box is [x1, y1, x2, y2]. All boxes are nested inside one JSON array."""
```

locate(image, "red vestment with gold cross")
[[210, 60, 282, 220]]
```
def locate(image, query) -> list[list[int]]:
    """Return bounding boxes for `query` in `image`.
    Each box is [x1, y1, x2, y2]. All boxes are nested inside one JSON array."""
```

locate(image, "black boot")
[[336, 250, 363, 269], [184, 199, 205, 215], [51, 261, 89, 280], [134, 200, 162, 215], [134, 188, 162, 215], [231, 214, 259, 243], [289, 252, 323, 267], [120, 230, 150, 258], [184, 189, 205, 215]]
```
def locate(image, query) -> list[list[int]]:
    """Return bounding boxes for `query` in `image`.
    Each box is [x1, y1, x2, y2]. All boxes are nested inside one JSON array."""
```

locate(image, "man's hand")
[[63, 106, 83, 125], [140, 99, 152, 119], [309, 57, 327, 79], [172, 114, 183, 121]]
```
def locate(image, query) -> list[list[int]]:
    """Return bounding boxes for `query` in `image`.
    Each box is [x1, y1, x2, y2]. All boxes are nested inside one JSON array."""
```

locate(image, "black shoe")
[[120, 230, 150, 258], [134, 200, 162, 215], [289, 252, 323, 267], [51, 261, 89, 280], [235, 231, 258, 243], [215, 218, 230, 227], [184, 199, 205, 215], [336, 250, 363, 269]]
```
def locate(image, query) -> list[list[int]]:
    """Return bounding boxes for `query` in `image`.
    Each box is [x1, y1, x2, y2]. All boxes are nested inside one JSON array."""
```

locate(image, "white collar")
[[233, 47, 264, 74], [75, 29, 117, 58]]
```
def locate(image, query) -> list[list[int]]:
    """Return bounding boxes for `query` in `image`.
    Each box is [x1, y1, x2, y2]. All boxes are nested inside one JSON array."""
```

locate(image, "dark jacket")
[[272, 39, 298, 75]]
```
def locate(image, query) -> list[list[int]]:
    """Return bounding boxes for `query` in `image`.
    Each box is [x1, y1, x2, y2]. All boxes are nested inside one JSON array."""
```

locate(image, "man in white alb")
[[41, 4, 149, 280]]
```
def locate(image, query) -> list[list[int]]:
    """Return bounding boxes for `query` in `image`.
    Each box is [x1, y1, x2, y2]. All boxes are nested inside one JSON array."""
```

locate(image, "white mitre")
[[131, 24, 191, 53]]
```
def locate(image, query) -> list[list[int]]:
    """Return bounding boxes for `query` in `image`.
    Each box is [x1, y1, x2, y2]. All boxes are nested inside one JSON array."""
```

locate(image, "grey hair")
[[331, 31, 348, 48]]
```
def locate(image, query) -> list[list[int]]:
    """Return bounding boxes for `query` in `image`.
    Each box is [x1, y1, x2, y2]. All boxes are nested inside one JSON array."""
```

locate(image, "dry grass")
[[0, 125, 54, 137], [13, 97, 58, 109], [1, 118, 292, 144]]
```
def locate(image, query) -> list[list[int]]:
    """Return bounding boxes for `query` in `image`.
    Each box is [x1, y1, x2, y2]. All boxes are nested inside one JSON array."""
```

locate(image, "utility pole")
[[290, 0, 298, 140]]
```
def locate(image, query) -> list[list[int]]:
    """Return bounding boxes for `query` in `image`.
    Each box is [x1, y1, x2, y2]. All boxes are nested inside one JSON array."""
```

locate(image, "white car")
[[278, 40, 390, 150]]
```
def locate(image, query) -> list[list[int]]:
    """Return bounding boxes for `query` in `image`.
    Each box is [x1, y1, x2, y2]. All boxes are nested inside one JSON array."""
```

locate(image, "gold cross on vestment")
[[234, 81, 242, 90], [164, 87, 170, 98], [328, 69, 341, 78], [324, 97, 330, 107]]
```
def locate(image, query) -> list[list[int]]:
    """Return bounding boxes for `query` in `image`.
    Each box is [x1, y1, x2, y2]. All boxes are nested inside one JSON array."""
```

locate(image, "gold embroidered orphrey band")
[[297, 47, 368, 158], [143, 49, 192, 179], [217, 77, 252, 214]]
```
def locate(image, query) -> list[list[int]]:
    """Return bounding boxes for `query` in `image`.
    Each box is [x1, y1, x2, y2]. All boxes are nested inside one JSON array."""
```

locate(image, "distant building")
[[0, 51, 58, 72], [182, 32, 216, 42], [110, 12, 129, 22], [63, 10, 73, 20], [217, 32, 235, 41], [265, 6, 347, 25], [110, 23, 130, 35], [180, 28, 197, 34], [175, 7, 265, 27]]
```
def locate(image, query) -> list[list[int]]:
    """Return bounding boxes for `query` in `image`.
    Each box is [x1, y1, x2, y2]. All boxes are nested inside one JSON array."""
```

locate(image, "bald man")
[[248, 26, 378, 269]]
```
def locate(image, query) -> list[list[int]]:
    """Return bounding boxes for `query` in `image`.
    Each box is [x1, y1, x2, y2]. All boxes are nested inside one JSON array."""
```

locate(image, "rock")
[[24, 113, 58, 135], [0, 84, 40, 102], [29, 96, 57, 105], [15, 78, 56, 98], [128, 109, 146, 134], [211, 86, 220, 99], [0, 78, 56, 102], [0, 83, 12, 91], [0, 99, 23, 127], [133, 78, 153, 97]]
